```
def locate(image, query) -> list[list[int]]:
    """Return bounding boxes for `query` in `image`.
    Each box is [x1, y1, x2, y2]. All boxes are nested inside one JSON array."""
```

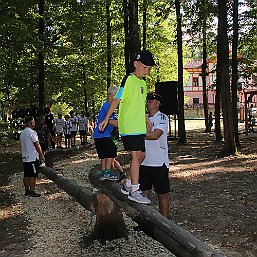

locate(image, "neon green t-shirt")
[[115, 74, 147, 135]]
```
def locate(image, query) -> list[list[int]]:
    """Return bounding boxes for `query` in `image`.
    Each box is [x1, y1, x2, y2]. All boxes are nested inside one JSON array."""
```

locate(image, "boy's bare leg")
[[130, 151, 145, 189]]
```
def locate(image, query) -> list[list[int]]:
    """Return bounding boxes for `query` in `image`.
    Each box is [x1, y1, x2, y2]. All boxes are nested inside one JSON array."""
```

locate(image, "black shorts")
[[71, 131, 77, 136], [121, 135, 145, 152], [94, 137, 117, 159], [56, 132, 63, 137], [23, 159, 40, 178], [65, 134, 71, 139], [139, 164, 170, 194], [79, 130, 87, 136]]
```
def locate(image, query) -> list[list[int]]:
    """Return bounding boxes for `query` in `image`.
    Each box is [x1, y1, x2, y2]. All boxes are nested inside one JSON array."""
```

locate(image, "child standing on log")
[[99, 50, 155, 204], [93, 86, 120, 181]]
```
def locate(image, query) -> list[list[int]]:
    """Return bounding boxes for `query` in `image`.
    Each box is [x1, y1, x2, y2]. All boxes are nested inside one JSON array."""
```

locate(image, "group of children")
[[54, 110, 89, 149], [36, 109, 90, 152]]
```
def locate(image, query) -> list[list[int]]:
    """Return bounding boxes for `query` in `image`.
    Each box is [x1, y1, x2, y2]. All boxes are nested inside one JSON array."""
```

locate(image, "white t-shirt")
[[78, 116, 88, 131], [54, 117, 65, 133], [70, 116, 78, 131], [64, 120, 72, 135], [20, 127, 39, 162], [141, 111, 169, 168]]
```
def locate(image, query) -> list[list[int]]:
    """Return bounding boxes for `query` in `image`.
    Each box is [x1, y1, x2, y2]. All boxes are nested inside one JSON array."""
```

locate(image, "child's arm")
[[99, 98, 120, 131]]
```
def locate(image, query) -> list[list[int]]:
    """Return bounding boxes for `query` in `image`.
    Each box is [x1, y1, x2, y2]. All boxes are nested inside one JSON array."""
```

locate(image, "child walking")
[[99, 50, 155, 204]]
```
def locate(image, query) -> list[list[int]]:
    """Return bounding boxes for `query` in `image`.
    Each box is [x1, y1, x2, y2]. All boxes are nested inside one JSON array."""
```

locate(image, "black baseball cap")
[[135, 50, 156, 66], [146, 92, 161, 101]]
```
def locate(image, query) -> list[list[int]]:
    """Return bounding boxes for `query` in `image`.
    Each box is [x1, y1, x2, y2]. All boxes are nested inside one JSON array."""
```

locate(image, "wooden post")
[[92, 193, 128, 243]]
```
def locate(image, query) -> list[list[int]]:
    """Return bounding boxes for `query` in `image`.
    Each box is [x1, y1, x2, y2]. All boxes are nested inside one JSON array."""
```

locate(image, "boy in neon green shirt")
[[99, 50, 155, 204]]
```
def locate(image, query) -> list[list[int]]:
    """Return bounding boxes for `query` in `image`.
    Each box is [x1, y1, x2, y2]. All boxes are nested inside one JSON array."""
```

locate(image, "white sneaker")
[[128, 190, 151, 204], [39, 162, 46, 167]]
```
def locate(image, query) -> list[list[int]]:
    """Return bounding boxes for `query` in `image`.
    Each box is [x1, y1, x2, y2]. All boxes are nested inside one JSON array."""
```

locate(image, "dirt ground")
[[0, 122, 256, 257]]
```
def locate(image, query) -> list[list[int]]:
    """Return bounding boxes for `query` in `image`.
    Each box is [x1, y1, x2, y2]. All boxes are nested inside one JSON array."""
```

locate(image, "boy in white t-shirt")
[[20, 116, 45, 197], [70, 110, 78, 147], [78, 111, 88, 145], [63, 114, 72, 149], [54, 111, 65, 149]]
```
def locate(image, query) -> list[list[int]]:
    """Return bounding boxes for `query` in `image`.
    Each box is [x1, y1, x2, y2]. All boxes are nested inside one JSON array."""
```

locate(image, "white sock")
[[131, 184, 140, 192], [125, 179, 132, 188]]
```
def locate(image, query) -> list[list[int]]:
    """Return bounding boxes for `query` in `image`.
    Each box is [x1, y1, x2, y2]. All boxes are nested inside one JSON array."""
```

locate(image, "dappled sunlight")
[[46, 192, 67, 201], [0, 203, 21, 220], [37, 178, 54, 185]]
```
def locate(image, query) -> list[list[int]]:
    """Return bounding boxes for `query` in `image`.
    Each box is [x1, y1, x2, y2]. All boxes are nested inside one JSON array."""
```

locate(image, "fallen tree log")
[[41, 166, 94, 211], [40, 166, 128, 242], [42, 153, 224, 257], [89, 169, 225, 257], [45, 144, 92, 168]]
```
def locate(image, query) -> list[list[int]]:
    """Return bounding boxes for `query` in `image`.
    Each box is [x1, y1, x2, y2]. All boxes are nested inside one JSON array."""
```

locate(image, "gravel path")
[[7, 148, 176, 257]]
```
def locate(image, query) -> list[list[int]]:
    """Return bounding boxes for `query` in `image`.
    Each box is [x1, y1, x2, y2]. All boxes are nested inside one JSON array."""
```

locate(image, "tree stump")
[[92, 192, 128, 243]]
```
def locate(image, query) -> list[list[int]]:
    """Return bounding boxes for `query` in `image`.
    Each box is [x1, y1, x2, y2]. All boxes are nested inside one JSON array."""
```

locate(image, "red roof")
[[184, 60, 202, 69]]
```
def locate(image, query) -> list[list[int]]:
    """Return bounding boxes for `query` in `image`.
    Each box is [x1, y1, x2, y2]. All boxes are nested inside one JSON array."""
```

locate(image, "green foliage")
[[0, 0, 256, 117]]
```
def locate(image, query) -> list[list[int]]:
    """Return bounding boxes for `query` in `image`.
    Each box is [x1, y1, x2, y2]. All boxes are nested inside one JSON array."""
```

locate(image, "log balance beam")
[[41, 152, 224, 257]]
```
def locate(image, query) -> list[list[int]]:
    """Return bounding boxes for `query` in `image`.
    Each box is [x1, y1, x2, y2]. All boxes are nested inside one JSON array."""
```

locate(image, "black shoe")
[[24, 190, 31, 196], [118, 172, 127, 182], [30, 191, 41, 197]]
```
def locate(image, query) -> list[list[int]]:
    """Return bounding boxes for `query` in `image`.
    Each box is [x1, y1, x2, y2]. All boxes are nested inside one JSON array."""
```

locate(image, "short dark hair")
[[25, 116, 34, 124]]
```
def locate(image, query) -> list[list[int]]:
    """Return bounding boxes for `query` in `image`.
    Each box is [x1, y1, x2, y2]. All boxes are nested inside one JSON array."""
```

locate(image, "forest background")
[[0, 0, 257, 154]]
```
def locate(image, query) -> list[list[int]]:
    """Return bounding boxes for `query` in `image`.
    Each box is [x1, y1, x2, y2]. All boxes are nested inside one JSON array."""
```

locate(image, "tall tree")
[[217, 0, 236, 155], [38, 0, 45, 114], [123, 0, 130, 73], [175, 0, 186, 143], [106, 0, 112, 89], [128, 0, 140, 61], [231, 0, 240, 147]]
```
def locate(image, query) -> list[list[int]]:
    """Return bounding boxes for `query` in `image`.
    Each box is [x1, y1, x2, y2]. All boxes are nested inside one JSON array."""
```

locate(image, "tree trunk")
[[202, 24, 209, 133], [123, 0, 130, 73], [231, 0, 240, 147], [175, 0, 186, 143], [128, 0, 140, 61], [142, 0, 147, 50], [217, 0, 236, 155], [38, 0, 45, 114], [92, 193, 128, 243], [106, 0, 111, 90]]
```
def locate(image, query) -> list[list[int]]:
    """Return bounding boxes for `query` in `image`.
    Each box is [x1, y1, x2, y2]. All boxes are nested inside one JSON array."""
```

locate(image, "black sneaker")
[[30, 191, 41, 197], [24, 190, 31, 196], [118, 172, 127, 182]]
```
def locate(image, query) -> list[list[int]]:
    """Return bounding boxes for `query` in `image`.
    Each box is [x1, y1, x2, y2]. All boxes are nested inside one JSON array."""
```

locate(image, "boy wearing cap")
[[139, 92, 170, 217], [99, 50, 155, 204]]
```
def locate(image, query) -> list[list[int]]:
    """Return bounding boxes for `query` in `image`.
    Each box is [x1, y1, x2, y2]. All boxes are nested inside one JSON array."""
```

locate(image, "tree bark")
[[217, 0, 236, 155], [128, 0, 140, 62], [231, 0, 240, 147], [106, 0, 112, 90], [123, 0, 130, 73], [142, 0, 147, 50], [38, 0, 45, 114], [202, 24, 209, 132], [92, 193, 128, 243], [175, 0, 186, 143]]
